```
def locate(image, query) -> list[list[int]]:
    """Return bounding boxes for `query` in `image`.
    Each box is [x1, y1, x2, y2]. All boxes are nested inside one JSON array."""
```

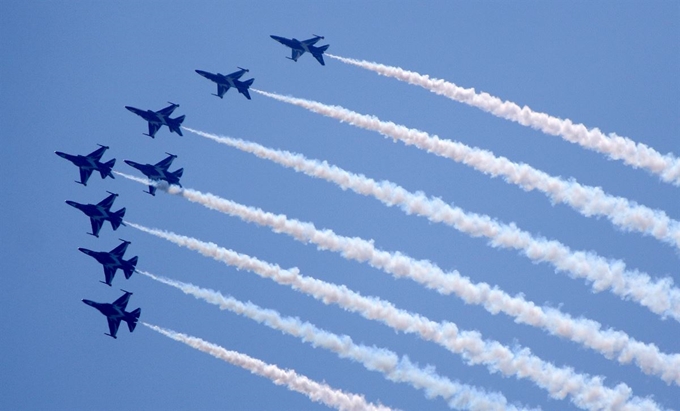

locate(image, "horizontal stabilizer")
[[101, 159, 116, 179], [111, 208, 126, 230], [124, 256, 138, 279], [126, 308, 141, 332]]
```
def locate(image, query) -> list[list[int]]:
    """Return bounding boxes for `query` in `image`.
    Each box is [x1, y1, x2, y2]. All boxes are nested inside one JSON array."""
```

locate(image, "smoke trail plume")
[[246, 89, 680, 250], [182, 128, 680, 322], [115, 170, 680, 385], [326, 54, 680, 186], [140, 270, 524, 411], [130, 223, 659, 411], [143, 323, 393, 411]]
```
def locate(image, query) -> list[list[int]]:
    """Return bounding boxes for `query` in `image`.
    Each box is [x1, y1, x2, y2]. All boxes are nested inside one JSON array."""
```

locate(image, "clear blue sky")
[[1, 2, 678, 410]]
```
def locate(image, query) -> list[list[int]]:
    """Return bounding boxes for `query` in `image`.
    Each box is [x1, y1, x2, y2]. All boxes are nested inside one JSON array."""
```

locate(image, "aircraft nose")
[[65, 200, 79, 208], [124, 106, 136, 113], [55, 151, 67, 159], [82, 299, 95, 307], [124, 160, 136, 167], [78, 247, 92, 256]]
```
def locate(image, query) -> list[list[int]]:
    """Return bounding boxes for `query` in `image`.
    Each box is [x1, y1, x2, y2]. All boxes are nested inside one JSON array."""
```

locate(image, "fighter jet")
[[66, 192, 126, 237], [55, 145, 116, 186], [82, 290, 141, 339], [195, 67, 255, 100], [79, 239, 138, 286], [125, 102, 185, 138], [124, 153, 183, 196], [270, 34, 329, 65]]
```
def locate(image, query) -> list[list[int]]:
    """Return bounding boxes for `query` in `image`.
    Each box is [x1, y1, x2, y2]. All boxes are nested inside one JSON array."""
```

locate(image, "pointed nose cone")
[[125, 106, 135, 112], [124, 160, 140, 170], [195, 69, 209, 78], [270, 35, 284, 43], [55, 151, 68, 159], [78, 247, 95, 257], [82, 299, 96, 308], [65, 200, 80, 209]]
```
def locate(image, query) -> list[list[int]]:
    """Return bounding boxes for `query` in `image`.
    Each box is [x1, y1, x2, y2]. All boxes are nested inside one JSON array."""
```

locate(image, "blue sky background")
[[1, 2, 678, 410]]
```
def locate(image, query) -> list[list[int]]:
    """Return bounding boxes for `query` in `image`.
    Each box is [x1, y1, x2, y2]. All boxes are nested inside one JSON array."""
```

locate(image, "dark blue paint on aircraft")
[[124, 153, 183, 196], [66, 192, 125, 237], [125, 102, 185, 138], [79, 239, 138, 286], [195, 67, 255, 100], [270, 34, 329, 65], [55, 144, 116, 186], [82, 290, 141, 339]]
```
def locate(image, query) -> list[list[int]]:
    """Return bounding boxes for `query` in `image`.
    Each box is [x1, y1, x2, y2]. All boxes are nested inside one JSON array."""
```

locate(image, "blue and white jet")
[[125, 102, 185, 138], [66, 192, 126, 237], [82, 290, 141, 339], [55, 144, 116, 186], [79, 239, 138, 286], [195, 67, 255, 100], [124, 153, 183, 196], [270, 34, 329, 65]]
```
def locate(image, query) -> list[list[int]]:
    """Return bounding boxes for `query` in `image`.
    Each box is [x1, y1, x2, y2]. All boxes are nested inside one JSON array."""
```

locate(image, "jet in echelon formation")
[[64, 34, 330, 340], [79, 239, 138, 286], [66, 192, 126, 237], [82, 290, 141, 339], [196, 67, 255, 100], [55, 145, 116, 186], [124, 153, 183, 196], [125, 102, 185, 138], [270, 34, 329, 65]]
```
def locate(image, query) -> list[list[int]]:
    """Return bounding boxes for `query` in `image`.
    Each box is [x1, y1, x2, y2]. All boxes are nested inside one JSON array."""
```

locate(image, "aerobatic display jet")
[[125, 102, 185, 138], [124, 153, 183, 196], [195, 67, 255, 100], [270, 34, 329, 65], [66, 192, 125, 237], [79, 239, 138, 286], [55, 145, 116, 186], [82, 290, 141, 339]]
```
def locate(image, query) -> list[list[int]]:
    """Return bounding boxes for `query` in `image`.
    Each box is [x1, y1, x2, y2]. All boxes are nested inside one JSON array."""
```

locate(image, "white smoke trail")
[[182, 128, 680, 322], [246, 89, 680, 250], [115, 170, 680, 385], [129, 223, 660, 411], [143, 322, 393, 411], [140, 270, 524, 411], [326, 54, 680, 186]]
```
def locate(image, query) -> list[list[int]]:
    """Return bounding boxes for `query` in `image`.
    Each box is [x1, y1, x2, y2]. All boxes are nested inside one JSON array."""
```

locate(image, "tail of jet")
[[125, 308, 141, 332], [238, 78, 254, 100], [100, 159, 116, 179], [312, 44, 329, 66], [172, 168, 184, 184], [110, 208, 126, 230], [124, 256, 138, 279], [168, 115, 185, 136]]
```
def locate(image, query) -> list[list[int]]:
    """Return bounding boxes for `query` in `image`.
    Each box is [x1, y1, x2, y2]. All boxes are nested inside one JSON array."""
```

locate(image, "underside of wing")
[[107, 317, 121, 338], [291, 49, 303, 61], [147, 122, 161, 138], [103, 266, 116, 286], [90, 218, 104, 237], [217, 84, 229, 98], [79, 168, 93, 185]]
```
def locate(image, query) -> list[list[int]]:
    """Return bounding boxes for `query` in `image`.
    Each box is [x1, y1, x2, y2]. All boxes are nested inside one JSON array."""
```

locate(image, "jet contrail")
[[129, 223, 660, 411], [244, 90, 680, 251], [114, 170, 680, 385], [325, 54, 680, 186], [143, 322, 393, 411], [181, 129, 680, 322], [140, 270, 526, 411]]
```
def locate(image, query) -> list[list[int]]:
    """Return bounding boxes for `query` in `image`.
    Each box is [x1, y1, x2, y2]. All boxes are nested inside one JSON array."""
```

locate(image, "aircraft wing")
[[97, 193, 117, 210], [216, 83, 230, 98], [112, 292, 131, 310], [313, 53, 326, 66], [107, 317, 121, 338], [154, 154, 176, 171], [147, 122, 161, 138], [110, 241, 129, 257], [291, 49, 303, 62], [302, 37, 322, 46], [239, 87, 251, 100], [87, 146, 108, 162], [79, 168, 94, 185], [90, 218, 104, 238], [103, 266, 116, 286], [157, 103, 178, 117]]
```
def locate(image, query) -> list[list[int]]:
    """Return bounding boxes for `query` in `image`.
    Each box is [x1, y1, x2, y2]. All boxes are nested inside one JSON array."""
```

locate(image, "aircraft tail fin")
[[237, 79, 254, 100], [126, 308, 141, 332], [124, 256, 138, 279], [312, 45, 329, 65], [101, 159, 116, 179], [173, 168, 184, 181], [111, 208, 126, 230], [169, 115, 185, 136]]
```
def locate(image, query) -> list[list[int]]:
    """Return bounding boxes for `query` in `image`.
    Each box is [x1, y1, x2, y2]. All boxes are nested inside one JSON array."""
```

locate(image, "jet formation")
[[125, 102, 185, 138], [124, 153, 183, 196], [55, 145, 116, 186], [270, 34, 329, 65], [82, 290, 141, 339], [79, 239, 138, 286], [63, 33, 329, 340], [196, 67, 255, 100], [66, 192, 126, 237]]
